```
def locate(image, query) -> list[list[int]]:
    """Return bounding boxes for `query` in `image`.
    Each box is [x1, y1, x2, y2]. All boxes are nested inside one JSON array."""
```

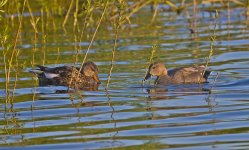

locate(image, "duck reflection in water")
[[146, 85, 211, 100]]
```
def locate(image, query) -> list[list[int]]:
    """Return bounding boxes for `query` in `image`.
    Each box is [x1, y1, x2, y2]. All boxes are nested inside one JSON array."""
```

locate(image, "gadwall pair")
[[144, 62, 211, 85], [32, 61, 211, 88], [31, 61, 100, 87]]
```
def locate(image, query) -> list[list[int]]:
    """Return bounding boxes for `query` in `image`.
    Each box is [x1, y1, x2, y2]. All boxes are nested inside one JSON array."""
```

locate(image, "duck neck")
[[161, 68, 168, 76], [154, 69, 168, 85]]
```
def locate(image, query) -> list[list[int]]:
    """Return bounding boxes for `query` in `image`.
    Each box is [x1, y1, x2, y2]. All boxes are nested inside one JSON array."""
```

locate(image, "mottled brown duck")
[[31, 61, 100, 87], [144, 62, 211, 85]]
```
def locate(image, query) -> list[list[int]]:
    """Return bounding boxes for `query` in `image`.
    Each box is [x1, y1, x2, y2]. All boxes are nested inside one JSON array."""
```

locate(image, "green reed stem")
[[11, 49, 20, 103], [106, 16, 120, 91], [73, 0, 79, 31], [41, 8, 47, 65], [200, 10, 218, 83], [151, 0, 159, 23], [32, 77, 38, 104], [42, 35, 47, 65], [27, 0, 38, 33], [1, 35, 9, 101], [68, 21, 80, 89], [56, 48, 60, 64], [142, 43, 157, 85], [124, 0, 152, 24], [5, 0, 26, 103], [77, 1, 109, 77], [106, 0, 127, 91], [27, 0, 40, 67], [63, 0, 74, 27], [69, 2, 92, 89]]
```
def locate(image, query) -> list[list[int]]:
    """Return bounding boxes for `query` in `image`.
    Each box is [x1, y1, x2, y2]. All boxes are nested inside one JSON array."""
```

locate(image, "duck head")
[[145, 62, 168, 80], [82, 61, 101, 84]]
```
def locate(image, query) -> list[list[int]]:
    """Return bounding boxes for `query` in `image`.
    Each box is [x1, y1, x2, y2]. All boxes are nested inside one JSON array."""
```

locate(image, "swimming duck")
[[31, 61, 101, 87], [144, 62, 211, 85]]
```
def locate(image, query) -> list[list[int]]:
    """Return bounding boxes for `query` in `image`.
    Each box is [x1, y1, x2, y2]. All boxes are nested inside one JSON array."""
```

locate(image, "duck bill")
[[144, 64, 153, 81], [93, 74, 101, 84], [144, 72, 152, 80]]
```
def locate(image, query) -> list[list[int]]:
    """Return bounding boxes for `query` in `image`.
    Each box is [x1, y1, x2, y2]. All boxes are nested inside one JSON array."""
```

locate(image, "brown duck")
[[31, 61, 101, 87], [144, 62, 211, 85]]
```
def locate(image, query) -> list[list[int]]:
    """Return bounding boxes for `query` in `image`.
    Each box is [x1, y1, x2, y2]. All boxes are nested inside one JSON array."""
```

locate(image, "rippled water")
[[1, 2, 249, 150]]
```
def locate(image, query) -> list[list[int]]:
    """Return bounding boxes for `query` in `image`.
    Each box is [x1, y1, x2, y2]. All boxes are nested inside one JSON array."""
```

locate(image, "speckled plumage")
[[32, 61, 100, 88]]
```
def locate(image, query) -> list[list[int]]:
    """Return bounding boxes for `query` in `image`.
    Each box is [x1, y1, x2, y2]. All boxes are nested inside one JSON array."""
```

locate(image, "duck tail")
[[36, 65, 47, 71], [29, 70, 45, 78]]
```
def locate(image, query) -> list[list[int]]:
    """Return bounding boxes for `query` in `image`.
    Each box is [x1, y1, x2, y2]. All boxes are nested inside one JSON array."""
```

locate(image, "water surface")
[[1, 1, 249, 149]]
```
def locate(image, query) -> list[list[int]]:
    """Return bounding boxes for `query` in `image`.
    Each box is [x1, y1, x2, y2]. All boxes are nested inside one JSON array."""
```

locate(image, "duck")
[[144, 62, 211, 85], [31, 61, 101, 87]]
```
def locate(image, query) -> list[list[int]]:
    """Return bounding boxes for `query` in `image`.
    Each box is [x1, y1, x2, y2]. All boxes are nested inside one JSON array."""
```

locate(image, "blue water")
[[1, 2, 249, 150]]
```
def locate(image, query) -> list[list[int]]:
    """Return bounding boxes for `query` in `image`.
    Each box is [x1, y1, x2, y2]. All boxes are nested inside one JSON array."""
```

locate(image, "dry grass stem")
[[200, 10, 219, 83], [41, 8, 47, 66], [142, 44, 157, 85], [74, 0, 79, 31], [70, 5, 92, 88], [77, 1, 109, 78], [11, 49, 21, 103], [63, 0, 74, 27], [1, 37, 9, 101], [106, 19, 120, 91], [4, 0, 27, 103], [151, 1, 159, 23]]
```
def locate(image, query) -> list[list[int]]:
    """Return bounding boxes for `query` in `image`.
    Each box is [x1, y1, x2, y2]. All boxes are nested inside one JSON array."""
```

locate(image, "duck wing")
[[36, 65, 72, 73], [36, 65, 73, 79], [169, 66, 210, 83]]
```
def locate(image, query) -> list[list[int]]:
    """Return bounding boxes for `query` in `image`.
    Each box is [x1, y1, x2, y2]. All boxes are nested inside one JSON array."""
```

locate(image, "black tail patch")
[[36, 65, 47, 71]]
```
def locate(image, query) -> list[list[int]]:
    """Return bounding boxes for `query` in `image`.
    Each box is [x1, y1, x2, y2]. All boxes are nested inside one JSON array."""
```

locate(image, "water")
[[1, 2, 249, 149]]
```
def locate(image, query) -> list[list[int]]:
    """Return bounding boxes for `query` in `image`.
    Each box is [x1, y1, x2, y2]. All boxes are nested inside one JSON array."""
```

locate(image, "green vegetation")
[[0, 0, 248, 104], [1, 1, 249, 149]]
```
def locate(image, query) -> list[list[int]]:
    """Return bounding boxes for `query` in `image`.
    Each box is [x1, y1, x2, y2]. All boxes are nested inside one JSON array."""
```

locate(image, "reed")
[[151, 0, 159, 23], [32, 77, 38, 103], [200, 10, 219, 83], [41, 8, 47, 65], [10, 49, 20, 103], [28, 2, 40, 67], [1, 29, 9, 101], [0, 0, 8, 20], [76, 1, 109, 81], [27, 0, 40, 104], [69, 0, 84, 88], [1, 0, 26, 103], [69, 0, 94, 89], [106, 0, 125, 91], [55, 48, 61, 64], [0, 1, 10, 102], [142, 43, 157, 85], [63, 0, 74, 27], [74, 0, 79, 31]]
